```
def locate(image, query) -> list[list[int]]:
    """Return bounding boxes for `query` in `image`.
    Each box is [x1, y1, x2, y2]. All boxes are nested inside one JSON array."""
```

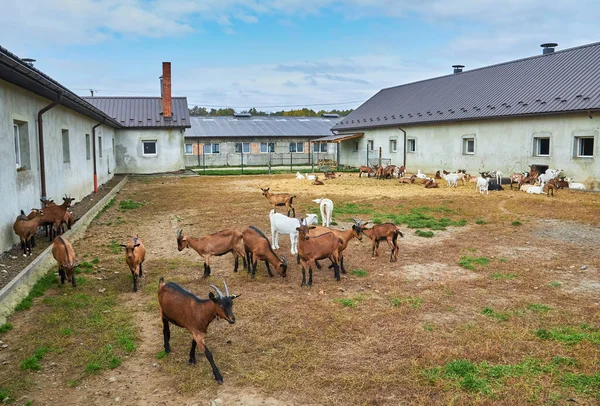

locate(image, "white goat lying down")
[[270, 210, 318, 255], [312, 198, 334, 227], [476, 177, 490, 195], [296, 171, 305, 179], [566, 178, 586, 190], [526, 186, 545, 194], [305, 173, 316, 181]]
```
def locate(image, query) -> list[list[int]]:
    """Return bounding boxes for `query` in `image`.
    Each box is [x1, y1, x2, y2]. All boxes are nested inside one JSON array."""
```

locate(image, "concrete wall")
[[0, 79, 117, 252], [115, 128, 185, 174], [184, 137, 336, 167], [339, 113, 599, 187]]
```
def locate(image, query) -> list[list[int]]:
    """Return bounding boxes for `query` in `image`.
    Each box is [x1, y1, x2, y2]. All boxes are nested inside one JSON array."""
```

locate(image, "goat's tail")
[[158, 277, 165, 291]]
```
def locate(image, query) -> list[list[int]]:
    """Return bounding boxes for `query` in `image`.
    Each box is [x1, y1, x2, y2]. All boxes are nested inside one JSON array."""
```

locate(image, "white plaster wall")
[[339, 114, 599, 187], [115, 128, 184, 174], [0, 79, 117, 252]]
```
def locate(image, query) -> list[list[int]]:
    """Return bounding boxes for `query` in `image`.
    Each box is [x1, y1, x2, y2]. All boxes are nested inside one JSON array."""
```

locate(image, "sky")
[[0, 0, 598, 112]]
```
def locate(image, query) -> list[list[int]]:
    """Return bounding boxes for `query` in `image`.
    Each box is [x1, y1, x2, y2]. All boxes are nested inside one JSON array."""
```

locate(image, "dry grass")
[[1, 174, 600, 405]]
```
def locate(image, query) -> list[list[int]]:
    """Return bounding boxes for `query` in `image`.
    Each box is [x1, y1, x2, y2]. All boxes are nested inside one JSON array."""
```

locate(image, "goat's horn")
[[177, 229, 182, 238], [222, 277, 230, 297], [209, 283, 224, 298]]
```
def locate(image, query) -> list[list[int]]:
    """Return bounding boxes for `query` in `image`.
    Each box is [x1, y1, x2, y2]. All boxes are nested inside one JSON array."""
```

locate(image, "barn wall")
[[115, 128, 185, 174]]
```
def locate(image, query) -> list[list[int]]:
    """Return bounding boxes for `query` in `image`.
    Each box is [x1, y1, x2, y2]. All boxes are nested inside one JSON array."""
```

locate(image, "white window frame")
[[576, 136, 594, 158], [62, 129, 70, 163], [533, 137, 550, 157], [290, 142, 304, 153], [463, 136, 475, 155], [184, 143, 194, 155], [389, 138, 398, 153], [85, 134, 91, 160], [407, 138, 416, 153], [14, 124, 21, 168], [235, 142, 250, 154], [142, 140, 157, 156], [260, 142, 274, 153], [367, 139, 374, 151], [98, 136, 103, 158], [204, 143, 220, 154]]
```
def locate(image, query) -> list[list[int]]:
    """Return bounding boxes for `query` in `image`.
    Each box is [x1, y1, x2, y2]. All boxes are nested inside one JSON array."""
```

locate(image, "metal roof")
[[83, 97, 191, 129], [0, 46, 122, 128], [333, 42, 600, 131], [185, 116, 341, 138], [313, 132, 364, 142]]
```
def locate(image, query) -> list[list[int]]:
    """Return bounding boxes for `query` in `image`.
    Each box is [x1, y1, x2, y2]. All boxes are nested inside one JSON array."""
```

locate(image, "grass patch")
[[391, 296, 423, 309], [512, 221, 522, 226], [15, 272, 57, 311], [119, 199, 144, 211], [333, 295, 365, 308], [384, 207, 467, 231], [350, 269, 368, 277], [481, 307, 510, 321], [156, 350, 168, 360], [76, 261, 94, 274], [475, 218, 487, 225], [563, 372, 600, 397], [548, 281, 562, 288], [423, 323, 434, 332], [60, 327, 73, 336], [67, 380, 78, 388], [534, 325, 600, 345], [415, 229, 434, 238], [117, 329, 137, 353], [86, 344, 123, 373], [91, 257, 100, 264], [0, 323, 13, 333], [94, 197, 115, 220], [335, 202, 376, 216], [0, 388, 10, 402], [458, 256, 491, 271], [20, 347, 50, 371], [527, 304, 552, 313], [108, 240, 122, 254], [492, 273, 517, 280]]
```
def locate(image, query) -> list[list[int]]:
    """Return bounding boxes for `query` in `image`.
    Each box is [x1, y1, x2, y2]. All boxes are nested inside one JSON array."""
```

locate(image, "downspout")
[[92, 119, 105, 193], [37, 92, 63, 200], [399, 127, 407, 168]]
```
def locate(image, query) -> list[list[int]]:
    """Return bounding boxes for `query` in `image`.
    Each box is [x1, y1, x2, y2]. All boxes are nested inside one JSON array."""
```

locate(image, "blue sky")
[[1, 0, 598, 112]]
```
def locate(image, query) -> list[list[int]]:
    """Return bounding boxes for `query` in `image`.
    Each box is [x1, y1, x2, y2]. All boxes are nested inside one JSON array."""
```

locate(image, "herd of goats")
[[356, 164, 587, 195]]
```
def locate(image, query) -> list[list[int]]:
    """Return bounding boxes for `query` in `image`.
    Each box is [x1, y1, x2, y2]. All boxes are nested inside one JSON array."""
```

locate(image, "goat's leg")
[[251, 259, 258, 279], [189, 339, 197, 364], [20, 239, 25, 254], [340, 255, 347, 273], [233, 253, 239, 273], [162, 318, 171, 353], [301, 266, 306, 287], [203, 256, 211, 277], [245, 248, 252, 273], [71, 273, 77, 287], [59, 267, 65, 285], [308, 266, 313, 286], [31, 235, 36, 248], [385, 237, 396, 262], [132, 271, 138, 292], [192, 332, 223, 384], [315, 260, 322, 269], [265, 261, 274, 277], [139, 262, 143, 278]]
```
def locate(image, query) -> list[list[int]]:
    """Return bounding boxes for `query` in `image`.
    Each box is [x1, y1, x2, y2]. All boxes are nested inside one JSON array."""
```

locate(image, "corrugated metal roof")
[[333, 42, 600, 131], [82, 97, 191, 129], [185, 116, 341, 138], [0, 46, 122, 128]]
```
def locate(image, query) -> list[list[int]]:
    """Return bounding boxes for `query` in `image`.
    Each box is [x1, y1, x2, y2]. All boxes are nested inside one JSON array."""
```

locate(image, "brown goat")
[[52, 236, 77, 287], [306, 219, 364, 273], [312, 176, 325, 186], [177, 229, 245, 278], [323, 171, 340, 180], [158, 278, 239, 384], [120, 236, 146, 292], [361, 223, 403, 262], [424, 179, 439, 188], [359, 166, 374, 178], [40, 195, 75, 240], [398, 177, 414, 184], [544, 179, 558, 197], [242, 226, 287, 278], [296, 220, 344, 287], [13, 209, 45, 255], [261, 188, 296, 217]]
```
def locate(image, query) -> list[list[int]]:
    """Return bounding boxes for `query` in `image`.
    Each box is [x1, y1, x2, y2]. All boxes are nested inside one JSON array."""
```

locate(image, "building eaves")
[[0, 46, 122, 128]]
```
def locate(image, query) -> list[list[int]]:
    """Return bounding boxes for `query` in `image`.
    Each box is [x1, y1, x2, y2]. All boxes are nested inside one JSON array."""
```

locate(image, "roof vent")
[[233, 112, 251, 118], [321, 113, 339, 118], [452, 64, 464, 74], [541, 43, 558, 55], [22, 58, 36, 67]]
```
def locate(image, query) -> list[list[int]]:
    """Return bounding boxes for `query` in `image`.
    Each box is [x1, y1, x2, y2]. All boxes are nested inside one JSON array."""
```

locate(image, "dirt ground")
[[0, 175, 125, 291], [1, 173, 600, 405]]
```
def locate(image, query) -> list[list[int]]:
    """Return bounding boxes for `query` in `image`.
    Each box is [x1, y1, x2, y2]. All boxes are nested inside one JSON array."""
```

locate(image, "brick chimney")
[[161, 62, 172, 119]]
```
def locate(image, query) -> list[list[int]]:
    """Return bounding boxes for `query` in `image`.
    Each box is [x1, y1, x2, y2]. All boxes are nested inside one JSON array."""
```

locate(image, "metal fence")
[[186, 152, 338, 172]]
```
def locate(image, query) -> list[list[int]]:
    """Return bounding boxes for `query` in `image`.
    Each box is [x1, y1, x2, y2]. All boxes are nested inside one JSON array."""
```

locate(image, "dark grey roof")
[[83, 97, 190, 129], [0, 46, 122, 128], [333, 42, 600, 131], [186, 116, 340, 138]]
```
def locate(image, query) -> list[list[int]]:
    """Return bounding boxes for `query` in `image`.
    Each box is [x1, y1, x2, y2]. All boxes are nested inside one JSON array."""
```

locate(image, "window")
[[204, 143, 219, 154], [533, 137, 550, 156], [235, 142, 250, 153], [407, 138, 416, 153], [98, 136, 103, 158], [86, 134, 91, 160], [463, 137, 475, 155], [260, 142, 274, 153], [143, 140, 157, 156], [312, 143, 327, 153], [389, 138, 398, 153], [185, 143, 193, 155], [112, 137, 115, 152], [62, 129, 70, 163], [289, 142, 304, 153], [13, 120, 30, 170], [14, 124, 20, 168], [367, 140, 374, 151], [354, 141, 359, 152], [576, 137, 594, 157]]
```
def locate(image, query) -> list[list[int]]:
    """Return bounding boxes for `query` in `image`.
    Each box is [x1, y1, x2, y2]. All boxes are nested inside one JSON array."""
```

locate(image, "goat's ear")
[[363, 221, 370, 226], [309, 226, 316, 229], [133, 243, 141, 248], [231, 294, 241, 300], [209, 292, 218, 302], [119, 244, 127, 248], [296, 227, 301, 231]]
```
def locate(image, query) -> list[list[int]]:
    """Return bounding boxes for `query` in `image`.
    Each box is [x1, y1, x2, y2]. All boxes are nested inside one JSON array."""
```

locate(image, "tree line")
[[188, 106, 353, 117]]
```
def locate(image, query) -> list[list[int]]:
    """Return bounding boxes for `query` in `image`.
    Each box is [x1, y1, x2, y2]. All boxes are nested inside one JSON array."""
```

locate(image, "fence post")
[[269, 151, 272, 175], [241, 150, 244, 175], [203, 148, 205, 175], [336, 143, 340, 171], [290, 152, 293, 172]]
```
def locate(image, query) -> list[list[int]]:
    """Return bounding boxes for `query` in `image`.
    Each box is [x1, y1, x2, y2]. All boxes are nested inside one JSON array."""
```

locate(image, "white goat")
[[538, 169, 563, 187], [312, 198, 334, 227], [296, 171, 305, 179], [416, 169, 428, 179], [520, 184, 536, 192], [491, 171, 503, 185], [270, 210, 318, 255], [305, 173, 316, 181], [442, 173, 459, 187], [476, 177, 490, 195], [527, 186, 545, 194], [566, 178, 586, 190]]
